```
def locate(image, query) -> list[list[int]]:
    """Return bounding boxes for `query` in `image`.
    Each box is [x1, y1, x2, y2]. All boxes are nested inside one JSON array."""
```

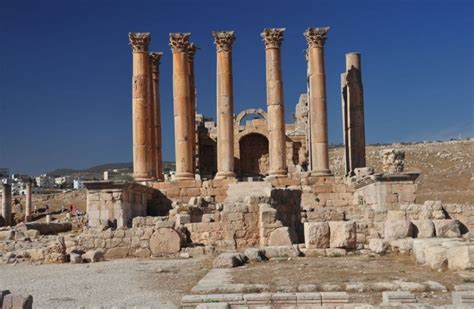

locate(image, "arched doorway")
[[239, 133, 269, 177]]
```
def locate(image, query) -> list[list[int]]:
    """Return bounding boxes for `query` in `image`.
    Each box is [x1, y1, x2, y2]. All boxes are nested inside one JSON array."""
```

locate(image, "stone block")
[[82, 250, 105, 263], [320, 292, 349, 304], [243, 293, 272, 305], [196, 303, 230, 309], [384, 220, 413, 241], [306, 208, 345, 222], [390, 238, 413, 253], [412, 220, 435, 238], [104, 246, 129, 259], [0, 290, 11, 308], [447, 245, 474, 271], [386, 210, 407, 221], [295, 292, 322, 305], [268, 227, 297, 246], [271, 292, 297, 304], [382, 291, 416, 304], [212, 252, 247, 268], [2, 294, 33, 309], [69, 253, 82, 264], [304, 222, 330, 249], [325, 248, 347, 257], [149, 228, 182, 256], [368, 238, 389, 254], [425, 246, 448, 270], [433, 219, 461, 238], [176, 214, 191, 225], [244, 248, 266, 262], [328, 221, 356, 249], [452, 291, 474, 305], [264, 245, 301, 258]]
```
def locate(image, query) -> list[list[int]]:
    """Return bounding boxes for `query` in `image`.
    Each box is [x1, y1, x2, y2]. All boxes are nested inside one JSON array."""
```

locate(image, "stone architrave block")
[[268, 227, 297, 246], [412, 220, 435, 238]]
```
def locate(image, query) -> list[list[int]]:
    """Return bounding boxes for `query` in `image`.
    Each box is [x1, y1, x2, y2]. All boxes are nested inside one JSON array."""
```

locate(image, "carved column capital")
[[169, 33, 191, 53], [149, 52, 163, 73], [186, 43, 198, 61], [304, 27, 330, 48], [261, 28, 285, 49], [212, 31, 236, 52], [129, 32, 151, 52]]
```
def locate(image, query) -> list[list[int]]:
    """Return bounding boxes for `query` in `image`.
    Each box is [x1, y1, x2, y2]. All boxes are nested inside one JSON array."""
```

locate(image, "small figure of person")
[[45, 204, 49, 214]]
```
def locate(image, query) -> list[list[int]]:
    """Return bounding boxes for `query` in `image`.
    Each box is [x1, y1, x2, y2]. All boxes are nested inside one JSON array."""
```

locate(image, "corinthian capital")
[[261, 28, 285, 49], [212, 31, 235, 52], [304, 27, 330, 48], [186, 43, 198, 61], [129, 32, 151, 52], [149, 52, 163, 72], [169, 33, 191, 53]]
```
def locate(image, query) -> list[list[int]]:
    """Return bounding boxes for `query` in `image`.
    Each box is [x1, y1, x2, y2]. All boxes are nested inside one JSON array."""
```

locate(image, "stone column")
[[129, 32, 152, 181], [186, 44, 198, 174], [304, 27, 332, 176], [25, 181, 32, 222], [261, 28, 288, 178], [342, 52, 366, 176], [170, 33, 194, 180], [147, 53, 157, 180], [213, 31, 236, 179], [1, 183, 12, 226], [150, 52, 164, 181]]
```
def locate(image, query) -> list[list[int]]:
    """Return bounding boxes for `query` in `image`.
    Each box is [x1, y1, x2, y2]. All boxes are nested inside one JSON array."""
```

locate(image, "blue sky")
[[0, 0, 472, 175]]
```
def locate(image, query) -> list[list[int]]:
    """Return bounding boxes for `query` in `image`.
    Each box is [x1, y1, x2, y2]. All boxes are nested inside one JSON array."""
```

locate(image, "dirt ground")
[[0, 256, 212, 308], [231, 254, 474, 305]]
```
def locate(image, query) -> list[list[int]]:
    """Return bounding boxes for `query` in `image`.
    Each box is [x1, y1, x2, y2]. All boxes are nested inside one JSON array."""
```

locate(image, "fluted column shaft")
[[147, 54, 157, 180], [25, 181, 32, 221], [1, 183, 12, 226], [150, 52, 164, 180], [261, 28, 287, 178], [170, 33, 194, 180], [129, 32, 152, 181], [186, 45, 198, 174], [305, 27, 332, 176], [213, 31, 236, 179]]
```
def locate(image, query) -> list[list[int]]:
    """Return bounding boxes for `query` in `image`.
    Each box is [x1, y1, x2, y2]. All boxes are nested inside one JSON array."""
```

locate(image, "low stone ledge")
[[321, 292, 349, 304], [382, 291, 416, 304], [452, 291, 474, 305]]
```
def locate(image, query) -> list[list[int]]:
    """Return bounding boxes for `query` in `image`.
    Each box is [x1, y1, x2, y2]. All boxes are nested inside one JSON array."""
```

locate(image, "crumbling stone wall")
[[85, 182, 156, 228]]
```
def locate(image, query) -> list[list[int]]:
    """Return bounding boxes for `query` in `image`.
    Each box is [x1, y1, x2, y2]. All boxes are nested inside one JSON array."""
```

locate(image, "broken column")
[[261, 28, 288, 178], [1, 183, 12, 226], [341, 52, 366, 176], [304, 27, 332, 176], [129, 32, 152, 181], [186, 44, 198, 174], [147, 53, 157, 180], [170, 33, 194, 180], [213, 31, 236, 179], [150, 52, 164, 181], [25, 181, 32, 221]]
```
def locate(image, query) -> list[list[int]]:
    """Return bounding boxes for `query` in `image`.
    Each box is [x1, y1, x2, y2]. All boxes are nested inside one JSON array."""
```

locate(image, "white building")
[[73, 179, 85, 190], [36, 175, 55, 188]]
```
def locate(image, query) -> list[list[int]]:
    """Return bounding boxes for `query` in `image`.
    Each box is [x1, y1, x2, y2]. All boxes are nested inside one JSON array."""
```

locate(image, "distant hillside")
[[48, 161, 175, 177]]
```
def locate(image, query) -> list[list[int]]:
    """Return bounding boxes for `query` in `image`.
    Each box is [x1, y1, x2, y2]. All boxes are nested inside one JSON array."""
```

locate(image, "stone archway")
[[239, 133, 269, 177]]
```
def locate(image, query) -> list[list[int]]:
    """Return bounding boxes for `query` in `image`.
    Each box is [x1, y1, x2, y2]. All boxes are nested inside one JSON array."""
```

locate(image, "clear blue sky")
[[1, 0, 472, 175]]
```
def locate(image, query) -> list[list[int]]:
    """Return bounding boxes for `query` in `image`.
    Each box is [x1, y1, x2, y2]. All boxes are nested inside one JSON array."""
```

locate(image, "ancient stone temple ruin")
[[70, 27, 472, 277]]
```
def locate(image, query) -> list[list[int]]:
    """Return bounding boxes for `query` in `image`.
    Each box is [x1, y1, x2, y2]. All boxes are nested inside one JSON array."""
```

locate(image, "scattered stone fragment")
[[149, 228, 182, 256], [268, 227, 297, 246], [212, 252, 247, 268], [81, 250, 105, 263]]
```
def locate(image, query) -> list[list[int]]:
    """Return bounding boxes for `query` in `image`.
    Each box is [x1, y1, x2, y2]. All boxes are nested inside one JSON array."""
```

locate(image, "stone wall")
[[152, 179, 236, 203], [85, 182, 156, 228]]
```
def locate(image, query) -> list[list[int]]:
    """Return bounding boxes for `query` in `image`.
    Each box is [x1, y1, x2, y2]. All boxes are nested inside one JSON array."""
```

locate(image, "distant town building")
[[54, 176, 72, 186], [0, 168, 9, 179], [73, 179, 85, 190], [35, 175, 55, 188]]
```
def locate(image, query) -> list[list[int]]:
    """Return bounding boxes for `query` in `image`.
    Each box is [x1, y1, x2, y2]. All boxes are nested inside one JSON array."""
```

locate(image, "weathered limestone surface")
[[1, 183, 12, 226], [129, 32, 152, 181], [213, 31, 236, 179], [341, 52, 366, 176], [261, 28, 287, 177], [268, 227, 297, 246], [170, 33, 194, 180], [304, 27, 331, 176], [381, 149, 405, 173], [149, 228, 182, 255], [411, 220, 435, 238], [304, 222, 330, 249], [433, 219, 461, 238], [447, 245, 474, 270], [149, 51, 164, 180], [25, 181, 32, 222], [384, 220, 413, 241], [328, 221, 356, 249]]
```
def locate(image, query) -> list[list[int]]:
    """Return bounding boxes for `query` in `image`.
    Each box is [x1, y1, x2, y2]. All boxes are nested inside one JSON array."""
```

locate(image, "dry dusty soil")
[[0, 257, 212, 308]]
